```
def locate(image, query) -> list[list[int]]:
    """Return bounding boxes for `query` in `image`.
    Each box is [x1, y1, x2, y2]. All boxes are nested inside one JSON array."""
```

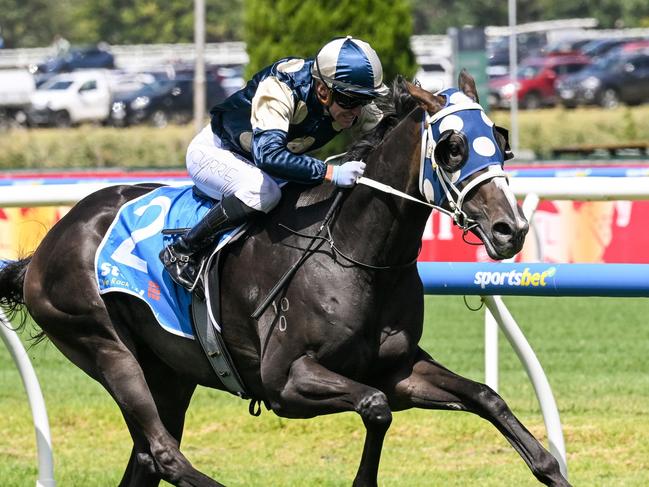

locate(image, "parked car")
[[579, 38, 639, 60], [487, 33, 547, 78], [488, 54, 591, 109], [216, 65, 245, 97], [541, 37, 595, 57], [108, 71, 159, 98], [415, 56, 453, 92], [0, 68, 36, 128], [619, 40, 649, 54], [109, 73, 226, 127], [30, 45, 115, 86], [27, 70, 112, 127], [557, 51, 649, 109]]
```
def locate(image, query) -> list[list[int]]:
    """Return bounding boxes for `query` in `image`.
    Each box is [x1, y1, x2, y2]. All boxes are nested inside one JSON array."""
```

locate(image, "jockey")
[[160, 36, 390, 290]]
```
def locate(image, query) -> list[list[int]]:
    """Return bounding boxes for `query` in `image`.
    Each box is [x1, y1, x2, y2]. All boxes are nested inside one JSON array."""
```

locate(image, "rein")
[[278, 221, 420, 271], [250, 190, 346, 320]]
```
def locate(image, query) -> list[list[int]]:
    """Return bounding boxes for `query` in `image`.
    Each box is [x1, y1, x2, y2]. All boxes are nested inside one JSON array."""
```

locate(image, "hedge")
[[1, 106, 648, 170], [491, 105, 649, 158], [0, 125, 195, 170]]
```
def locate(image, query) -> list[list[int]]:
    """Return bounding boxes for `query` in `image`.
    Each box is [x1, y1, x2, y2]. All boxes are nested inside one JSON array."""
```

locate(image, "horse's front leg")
[[265, 355, 392, 487], [384, 347, 570, 487]]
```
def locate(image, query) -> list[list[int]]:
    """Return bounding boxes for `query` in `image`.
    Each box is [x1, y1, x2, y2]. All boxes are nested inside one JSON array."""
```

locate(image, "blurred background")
[[1, 0, 649, 157]]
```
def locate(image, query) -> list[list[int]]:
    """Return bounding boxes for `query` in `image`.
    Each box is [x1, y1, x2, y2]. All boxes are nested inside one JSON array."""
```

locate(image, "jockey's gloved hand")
[[327, 160, 366, 188]]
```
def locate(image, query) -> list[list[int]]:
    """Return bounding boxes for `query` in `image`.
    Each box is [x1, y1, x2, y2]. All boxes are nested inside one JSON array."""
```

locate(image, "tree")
[[243, 0, 417, 84], [0, 0, 74, 48], [69, 0, 243, 45], [0, 0, 244, 48]]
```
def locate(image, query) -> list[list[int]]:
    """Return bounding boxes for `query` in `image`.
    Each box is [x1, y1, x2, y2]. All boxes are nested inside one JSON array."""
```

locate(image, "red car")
[[488, 54, 591, 109]]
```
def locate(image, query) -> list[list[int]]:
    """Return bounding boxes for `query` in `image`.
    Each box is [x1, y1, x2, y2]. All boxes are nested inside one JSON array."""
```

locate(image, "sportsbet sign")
[[474, 266, 556, 289]]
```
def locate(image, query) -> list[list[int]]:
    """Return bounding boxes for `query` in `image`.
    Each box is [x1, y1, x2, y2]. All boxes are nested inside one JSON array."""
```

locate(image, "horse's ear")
[[458, 69, 480, 103], [405, 81, 445, 114]]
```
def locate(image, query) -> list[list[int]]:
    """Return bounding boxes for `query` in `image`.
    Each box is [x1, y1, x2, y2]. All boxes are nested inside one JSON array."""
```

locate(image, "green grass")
[[2, 295, 649, 486]]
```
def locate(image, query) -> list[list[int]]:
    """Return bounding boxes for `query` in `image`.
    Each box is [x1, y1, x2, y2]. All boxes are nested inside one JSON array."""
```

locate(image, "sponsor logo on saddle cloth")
[[419, 88, 506, 206], [94, 186, 241, 338]]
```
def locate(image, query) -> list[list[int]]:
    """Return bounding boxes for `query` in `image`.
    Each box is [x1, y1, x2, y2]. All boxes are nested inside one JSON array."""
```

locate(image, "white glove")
[[331, 160, 366, 188]]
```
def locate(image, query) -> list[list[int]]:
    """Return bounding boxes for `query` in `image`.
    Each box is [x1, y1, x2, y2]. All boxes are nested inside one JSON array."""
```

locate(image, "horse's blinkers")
[[434, 129, 469, 173]]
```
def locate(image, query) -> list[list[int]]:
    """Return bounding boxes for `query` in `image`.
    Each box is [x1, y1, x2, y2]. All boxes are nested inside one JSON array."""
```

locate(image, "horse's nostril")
[[493, 221, 513, 237]]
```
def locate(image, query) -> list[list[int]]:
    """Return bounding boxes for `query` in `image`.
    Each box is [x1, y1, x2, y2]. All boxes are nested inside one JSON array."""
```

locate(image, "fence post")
[[482, 296, 567, 478]]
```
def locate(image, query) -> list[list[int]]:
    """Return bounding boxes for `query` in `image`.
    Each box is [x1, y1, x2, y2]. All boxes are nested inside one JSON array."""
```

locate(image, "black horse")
[[0, 73, 570, 487]]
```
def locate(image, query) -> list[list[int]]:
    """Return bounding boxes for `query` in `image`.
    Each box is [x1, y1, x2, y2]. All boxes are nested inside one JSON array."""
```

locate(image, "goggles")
[[332, 90, 373, 109]]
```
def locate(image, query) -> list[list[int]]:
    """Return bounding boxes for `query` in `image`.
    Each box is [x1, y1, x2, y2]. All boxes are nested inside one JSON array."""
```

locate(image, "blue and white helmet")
[[312, 36, 389, 98]]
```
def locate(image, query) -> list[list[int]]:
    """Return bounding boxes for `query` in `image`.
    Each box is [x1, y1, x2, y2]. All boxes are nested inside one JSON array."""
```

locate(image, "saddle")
[[187, 187, 267, 415]]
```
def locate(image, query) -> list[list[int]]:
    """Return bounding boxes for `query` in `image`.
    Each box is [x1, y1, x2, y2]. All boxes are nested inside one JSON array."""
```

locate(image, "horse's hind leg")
[[118, 346, 197, 487], [36, 314, 221, 487], [385, 347, 570, 487]]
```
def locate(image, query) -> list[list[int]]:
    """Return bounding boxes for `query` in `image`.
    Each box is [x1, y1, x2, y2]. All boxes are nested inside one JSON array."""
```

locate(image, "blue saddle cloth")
[[95, 185, 237, 338]]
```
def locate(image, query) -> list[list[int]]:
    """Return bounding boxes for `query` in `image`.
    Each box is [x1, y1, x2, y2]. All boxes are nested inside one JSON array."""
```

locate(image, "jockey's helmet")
[[312, 36, 389, 99]]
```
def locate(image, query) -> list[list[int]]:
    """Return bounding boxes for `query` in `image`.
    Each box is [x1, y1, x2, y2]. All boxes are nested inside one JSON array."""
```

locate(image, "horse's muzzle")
[[478, 215, 529, 260]]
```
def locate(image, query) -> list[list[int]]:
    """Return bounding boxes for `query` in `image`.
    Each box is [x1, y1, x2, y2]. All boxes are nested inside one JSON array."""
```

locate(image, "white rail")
[[0, 310, 55, 487], [2, 176, 649, 208], [483, 295, 567, 476]]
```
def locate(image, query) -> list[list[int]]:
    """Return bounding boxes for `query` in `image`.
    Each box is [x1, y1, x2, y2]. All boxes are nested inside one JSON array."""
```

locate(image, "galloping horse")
[[0, 72, 570, 487]]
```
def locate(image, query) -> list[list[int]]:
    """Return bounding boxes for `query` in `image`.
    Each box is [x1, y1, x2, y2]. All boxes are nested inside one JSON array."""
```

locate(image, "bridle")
[[354, 103, 508, 234]]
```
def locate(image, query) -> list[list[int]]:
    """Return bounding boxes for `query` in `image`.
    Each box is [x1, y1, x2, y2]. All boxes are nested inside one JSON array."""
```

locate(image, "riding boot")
[[160, 194, 257, 290]]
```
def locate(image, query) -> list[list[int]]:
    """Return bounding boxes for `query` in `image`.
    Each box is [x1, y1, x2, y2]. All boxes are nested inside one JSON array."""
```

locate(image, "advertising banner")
[[420, 199, 649, 264]]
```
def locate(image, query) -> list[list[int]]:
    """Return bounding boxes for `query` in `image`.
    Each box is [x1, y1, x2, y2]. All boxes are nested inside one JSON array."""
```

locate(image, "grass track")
[[1, 295, 648, 486]]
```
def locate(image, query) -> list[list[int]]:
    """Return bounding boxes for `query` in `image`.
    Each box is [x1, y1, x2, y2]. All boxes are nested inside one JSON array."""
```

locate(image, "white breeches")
[[185, 124, 282, 213]]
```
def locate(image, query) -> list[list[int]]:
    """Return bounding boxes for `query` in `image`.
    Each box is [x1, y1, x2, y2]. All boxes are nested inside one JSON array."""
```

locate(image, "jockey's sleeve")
[[249, 76, 327, 183], [252, 129, 326, 183]]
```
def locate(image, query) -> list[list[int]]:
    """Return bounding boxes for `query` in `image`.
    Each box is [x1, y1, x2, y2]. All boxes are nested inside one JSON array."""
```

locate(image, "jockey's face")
[[329, 98, 363, 128], [315, 80, 365, 129]]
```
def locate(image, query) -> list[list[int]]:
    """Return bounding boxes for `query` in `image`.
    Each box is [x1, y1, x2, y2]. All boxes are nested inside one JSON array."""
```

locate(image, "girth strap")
[[191, 290, 249, 398]]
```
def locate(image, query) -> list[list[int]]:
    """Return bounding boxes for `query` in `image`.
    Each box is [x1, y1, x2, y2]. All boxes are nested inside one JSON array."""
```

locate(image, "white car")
[[28, 70, 112, 127], [415, 57, 454, 93], [0, 69, 36, 127]]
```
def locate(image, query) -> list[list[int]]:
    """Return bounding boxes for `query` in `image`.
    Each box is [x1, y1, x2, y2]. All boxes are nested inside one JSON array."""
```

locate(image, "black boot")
[[159, 195, 257, 290]]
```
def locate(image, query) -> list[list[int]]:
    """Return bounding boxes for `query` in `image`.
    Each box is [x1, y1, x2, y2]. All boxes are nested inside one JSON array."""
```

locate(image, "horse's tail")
[[0, 257, 31, 331]]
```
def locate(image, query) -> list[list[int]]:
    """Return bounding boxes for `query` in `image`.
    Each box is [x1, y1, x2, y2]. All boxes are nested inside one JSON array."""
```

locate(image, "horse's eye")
[[449, 142, 461, 157]]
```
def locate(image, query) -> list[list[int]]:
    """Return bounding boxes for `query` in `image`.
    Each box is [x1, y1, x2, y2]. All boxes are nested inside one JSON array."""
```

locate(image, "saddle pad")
[[94, 185, 240, 338]]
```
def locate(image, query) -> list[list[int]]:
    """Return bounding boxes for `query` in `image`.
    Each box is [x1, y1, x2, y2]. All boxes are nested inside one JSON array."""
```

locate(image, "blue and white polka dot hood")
[[420, 88, 507, 206]]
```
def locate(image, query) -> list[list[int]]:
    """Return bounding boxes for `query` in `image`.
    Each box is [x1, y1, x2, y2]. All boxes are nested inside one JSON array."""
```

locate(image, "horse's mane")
[[343, 76, 418, 162]]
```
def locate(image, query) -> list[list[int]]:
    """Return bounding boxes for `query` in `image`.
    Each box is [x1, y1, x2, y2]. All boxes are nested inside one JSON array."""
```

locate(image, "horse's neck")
[[334, 109, 431, 267]]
